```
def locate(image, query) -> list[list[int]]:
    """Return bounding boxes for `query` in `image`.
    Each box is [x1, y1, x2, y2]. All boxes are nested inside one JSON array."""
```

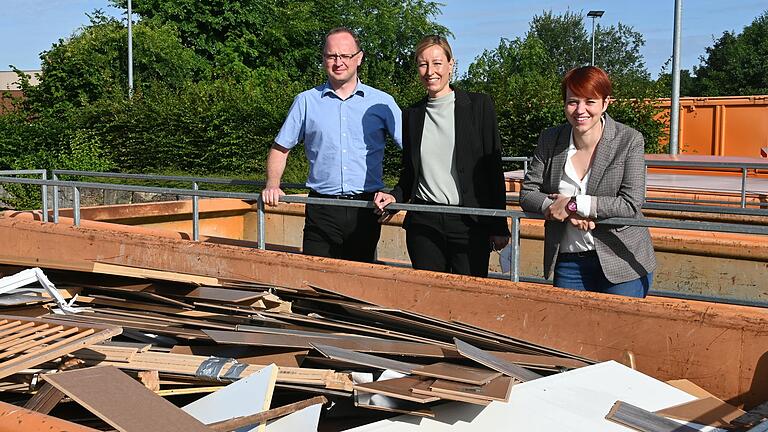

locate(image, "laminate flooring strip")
[[429, 375, 515, 402], [412, 362, 501, 385], [310, 343, 419, 374], [43, 365, 211, 432], [354, 376, 439, 403], [454, 338, 543, 382], [605, 400, 699, 432]]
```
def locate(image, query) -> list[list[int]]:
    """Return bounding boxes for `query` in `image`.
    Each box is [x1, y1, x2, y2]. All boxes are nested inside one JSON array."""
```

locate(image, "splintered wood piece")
[[24, 382, 65, 414], [429, 375, 515, 402], [43, 365, 211, 432], [0, 315, 121, 380], [412, 362, 501, 385], [606, 400, 699, 432], [454, 338, 543, 381], [311, 343, 419, 374], [354, 376, 440, 403]]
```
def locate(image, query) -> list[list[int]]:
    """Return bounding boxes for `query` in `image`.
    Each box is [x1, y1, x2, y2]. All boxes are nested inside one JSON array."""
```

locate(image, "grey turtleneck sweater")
[[415, 91, 461, 205]]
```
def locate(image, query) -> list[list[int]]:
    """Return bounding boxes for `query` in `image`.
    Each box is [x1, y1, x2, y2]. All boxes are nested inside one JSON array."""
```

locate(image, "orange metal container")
[[657, 95, 768, 158]]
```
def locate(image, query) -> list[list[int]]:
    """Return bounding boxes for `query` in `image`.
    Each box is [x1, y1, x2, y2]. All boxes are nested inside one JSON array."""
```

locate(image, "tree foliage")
[[688, 10, 768, 96], [462, 10, 665, 158]]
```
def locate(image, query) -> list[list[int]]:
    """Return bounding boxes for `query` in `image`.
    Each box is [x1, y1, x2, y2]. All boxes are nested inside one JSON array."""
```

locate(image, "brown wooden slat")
[[412, 362, 501, 385], [43, 365, 211, 432], [23, 382, 64, 414], [354, 376, 439, 403], [429, 375, 515, 402]]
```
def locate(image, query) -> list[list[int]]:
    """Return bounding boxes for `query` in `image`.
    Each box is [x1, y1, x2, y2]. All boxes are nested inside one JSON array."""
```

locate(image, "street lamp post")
[[128, 0, 133, 99], [587, 10, 604, 66]]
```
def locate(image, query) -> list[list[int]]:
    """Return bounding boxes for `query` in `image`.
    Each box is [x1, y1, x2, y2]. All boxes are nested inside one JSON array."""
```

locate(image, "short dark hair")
[[324, 27, 361, 52], [561, 66, 612, 101]]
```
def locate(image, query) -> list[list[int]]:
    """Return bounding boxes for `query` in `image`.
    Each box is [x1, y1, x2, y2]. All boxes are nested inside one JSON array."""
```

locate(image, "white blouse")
[[558, 132, 596, 253]]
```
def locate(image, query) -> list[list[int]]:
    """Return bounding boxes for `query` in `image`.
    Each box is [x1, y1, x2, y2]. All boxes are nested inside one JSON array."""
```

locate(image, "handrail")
[[1, 175, 767, 287], [0, 169, 48, 222]]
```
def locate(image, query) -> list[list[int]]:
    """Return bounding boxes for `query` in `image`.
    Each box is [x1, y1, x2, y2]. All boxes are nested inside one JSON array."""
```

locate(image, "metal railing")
[[1, 173, 766, 288], [0, 170, 48, 222], [503, 156, 768, 209]]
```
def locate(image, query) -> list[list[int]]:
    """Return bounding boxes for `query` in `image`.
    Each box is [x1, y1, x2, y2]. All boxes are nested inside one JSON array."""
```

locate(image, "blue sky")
[[1, 0, 765, 79]]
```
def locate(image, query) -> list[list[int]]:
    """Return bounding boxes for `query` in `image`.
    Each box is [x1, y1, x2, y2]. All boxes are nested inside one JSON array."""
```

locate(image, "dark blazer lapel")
[[409, 99, 427, 179], [587, 114, 619, 192], [453, 90, 472, 173], [549, 125, 571, 192]]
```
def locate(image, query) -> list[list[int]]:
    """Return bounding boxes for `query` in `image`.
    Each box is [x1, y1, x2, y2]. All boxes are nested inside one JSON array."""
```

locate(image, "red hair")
[[561, 66, 612, 101]]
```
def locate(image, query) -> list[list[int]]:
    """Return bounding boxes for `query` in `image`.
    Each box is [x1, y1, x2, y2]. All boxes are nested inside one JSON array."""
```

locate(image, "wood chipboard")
[[429, 375, 515, 402], [42, 365, 211, 432], [454, 338, 542, 382], [205, 329, 449, 358], [311, 343, 419, 374], [354, 376, 440, 403], [0, 315, 121, 380], [412, 362, 501, 385]]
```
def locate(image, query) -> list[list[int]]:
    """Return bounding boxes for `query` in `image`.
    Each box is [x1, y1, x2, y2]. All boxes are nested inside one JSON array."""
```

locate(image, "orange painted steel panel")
[[1, 217, 767, 408], [0, 399, 100, 432]]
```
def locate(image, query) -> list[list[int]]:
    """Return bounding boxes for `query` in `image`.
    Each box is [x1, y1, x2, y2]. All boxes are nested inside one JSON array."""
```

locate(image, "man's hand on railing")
[[262, 186, 285, 207], [373, 191, 397, 223]]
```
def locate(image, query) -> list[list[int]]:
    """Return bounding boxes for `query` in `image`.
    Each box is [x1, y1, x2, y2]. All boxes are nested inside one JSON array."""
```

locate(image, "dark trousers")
[[302, 192, 381, 263], [404, 209, 491, 277]]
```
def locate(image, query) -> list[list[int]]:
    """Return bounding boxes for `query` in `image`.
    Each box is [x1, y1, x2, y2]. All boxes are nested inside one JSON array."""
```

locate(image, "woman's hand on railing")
[[544, 194, 571, 222], [373, 192, 397, 223], [568, 214, 595, 231]]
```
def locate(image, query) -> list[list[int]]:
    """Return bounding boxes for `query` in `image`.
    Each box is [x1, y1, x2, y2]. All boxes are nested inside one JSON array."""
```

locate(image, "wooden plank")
[[310, 343, 419, 374], [410, 379, 491, 406], [354, 376, 440, 403], [0, 315, 121, 380], [207, 396, 327, 431], [489, 350, 590, 370], [23, 382, 64, 414], [412, 362, 501, 385], [429, 375, 515, 402], [170, 345, 307, 368], [205, 328, 453, 358], [91, 262, 221, 286], [605, 400, 699, 432], [43, 365, 211, 432], [454, 338, 543, 381]]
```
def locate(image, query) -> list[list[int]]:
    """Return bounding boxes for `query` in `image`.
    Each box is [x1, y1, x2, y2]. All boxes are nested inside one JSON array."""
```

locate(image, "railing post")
[[741, 167, 747, 208], [257, 195, 266, 250], [53, 173, 59, 223], [511, 216, 520, 283], [192, 182, 200, 241], [41, 171, 48, 223], [73, 186, 81, 227]]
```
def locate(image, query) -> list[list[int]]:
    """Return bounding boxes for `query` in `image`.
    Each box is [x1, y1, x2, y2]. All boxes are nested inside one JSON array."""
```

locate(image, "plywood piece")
[[410, 380, 491, 406], [43, 365, 210, 432], [655, 397, 745, 428], [354, 376, 439, 403], [606, 400, 700, 432], [0, 315, 121, 380], [666, 379, 718, 399], [412, 362, 501, 385], [170, 345, 308, 368], [23, 382, 64, 414], [454, 338, 542, 382], [430, 375, 515, 402], [184, 364, 278, 432], [311, 343, 419, 374]]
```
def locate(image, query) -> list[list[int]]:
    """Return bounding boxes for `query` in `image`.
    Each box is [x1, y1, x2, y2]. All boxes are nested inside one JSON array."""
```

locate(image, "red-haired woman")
[[520, 66, 656, 297]]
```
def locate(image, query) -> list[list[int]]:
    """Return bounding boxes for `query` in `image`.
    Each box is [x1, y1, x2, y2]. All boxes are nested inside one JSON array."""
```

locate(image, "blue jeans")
[[553, 251, 653, 298]]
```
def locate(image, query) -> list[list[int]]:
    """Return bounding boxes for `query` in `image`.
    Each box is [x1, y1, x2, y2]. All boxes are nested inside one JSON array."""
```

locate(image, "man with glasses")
[[263, 27, 402, 263]]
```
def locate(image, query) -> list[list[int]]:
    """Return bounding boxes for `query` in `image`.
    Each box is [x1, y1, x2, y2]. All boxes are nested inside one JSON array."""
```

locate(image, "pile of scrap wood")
[[0, 264, 763, 431]]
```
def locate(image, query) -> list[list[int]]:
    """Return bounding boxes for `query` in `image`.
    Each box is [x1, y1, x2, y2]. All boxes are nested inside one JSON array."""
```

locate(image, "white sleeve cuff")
[[575, 195, 593, 218]]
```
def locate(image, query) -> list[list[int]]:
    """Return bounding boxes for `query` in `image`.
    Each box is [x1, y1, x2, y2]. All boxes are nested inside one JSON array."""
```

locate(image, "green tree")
[[690, 10, 768, 96]]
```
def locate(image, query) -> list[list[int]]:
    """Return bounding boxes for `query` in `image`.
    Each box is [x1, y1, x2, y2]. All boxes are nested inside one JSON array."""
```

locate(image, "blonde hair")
[[414, 35, 453, 64]]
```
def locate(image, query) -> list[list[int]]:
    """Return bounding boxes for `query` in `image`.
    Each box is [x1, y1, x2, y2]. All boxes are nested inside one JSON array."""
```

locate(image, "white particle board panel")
[[265, 403, 322, 431], [183, 364, 278, 432], [347, 361, 727, 431]]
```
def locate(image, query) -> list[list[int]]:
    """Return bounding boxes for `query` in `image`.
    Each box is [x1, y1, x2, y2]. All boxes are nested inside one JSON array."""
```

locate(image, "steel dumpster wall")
[[1, 216, 767, 408]]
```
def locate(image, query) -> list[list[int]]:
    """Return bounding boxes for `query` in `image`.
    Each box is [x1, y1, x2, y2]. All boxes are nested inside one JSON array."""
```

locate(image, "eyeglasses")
[[323, 50, 362, 62]]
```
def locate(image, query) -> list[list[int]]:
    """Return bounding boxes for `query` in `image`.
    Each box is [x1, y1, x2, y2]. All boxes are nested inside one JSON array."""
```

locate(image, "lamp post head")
[[587, 10, 605, 18]]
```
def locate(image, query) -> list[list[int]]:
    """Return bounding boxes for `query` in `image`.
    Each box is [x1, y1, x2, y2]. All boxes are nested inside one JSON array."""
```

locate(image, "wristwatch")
[[566, 197, 578, 213]]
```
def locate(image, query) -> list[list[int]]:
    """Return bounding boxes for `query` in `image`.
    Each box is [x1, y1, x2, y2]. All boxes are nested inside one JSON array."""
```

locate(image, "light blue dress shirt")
[[275, 81, 402, 195]]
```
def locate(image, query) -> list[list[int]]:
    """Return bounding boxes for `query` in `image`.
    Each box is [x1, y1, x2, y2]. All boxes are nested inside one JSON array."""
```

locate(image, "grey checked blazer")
[[519, 114, 656, 283]]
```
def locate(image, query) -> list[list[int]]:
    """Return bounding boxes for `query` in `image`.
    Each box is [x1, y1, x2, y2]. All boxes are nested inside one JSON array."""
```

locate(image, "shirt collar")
[[322, 79, 366, 98]]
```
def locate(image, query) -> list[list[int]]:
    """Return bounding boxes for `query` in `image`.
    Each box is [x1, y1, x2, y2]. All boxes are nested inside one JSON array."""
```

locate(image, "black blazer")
[[390, 88, 509, 236]]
